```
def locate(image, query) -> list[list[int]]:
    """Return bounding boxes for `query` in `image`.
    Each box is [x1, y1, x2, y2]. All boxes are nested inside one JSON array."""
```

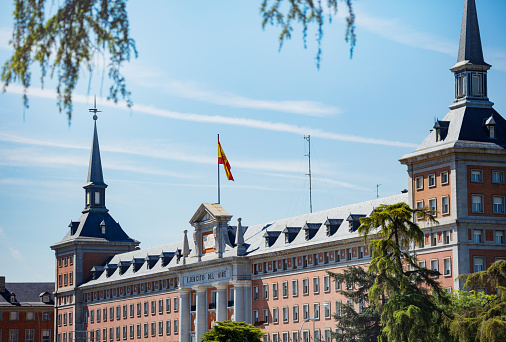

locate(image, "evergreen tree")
[[328, 266, 381, 342], [445, 260, 506, 342], [358, 202, 451, 342], [202, 320, 265, 342]]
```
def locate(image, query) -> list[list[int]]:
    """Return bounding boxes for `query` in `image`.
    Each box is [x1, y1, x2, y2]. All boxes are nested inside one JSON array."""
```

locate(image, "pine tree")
[[328, 266, 381, 342], [201, 320, 265, 342]]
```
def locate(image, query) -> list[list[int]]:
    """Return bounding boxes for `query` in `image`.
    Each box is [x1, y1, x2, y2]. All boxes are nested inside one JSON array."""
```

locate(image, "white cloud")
[[9, 247, 23, 260], [3, 85, 419, 148]]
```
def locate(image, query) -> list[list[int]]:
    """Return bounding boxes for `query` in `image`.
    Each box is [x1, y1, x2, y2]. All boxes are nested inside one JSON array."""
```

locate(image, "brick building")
[[51, 1, 505, 342], [0, 276, 54, 342]]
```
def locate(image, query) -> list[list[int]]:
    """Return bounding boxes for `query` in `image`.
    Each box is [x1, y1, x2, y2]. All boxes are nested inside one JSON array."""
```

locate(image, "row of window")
[[82, 321, 179, 342], [471, 195, 505, 214], [84, 278, 179, 303], [264, 328, 337, 342], [416, 196, 450, 217], [470, 169, 504, 184], [470, 229, 505, 244], [253, 247, 368, 275], [473, 256, 505, 273], [3, 311, 51, 321], [415, 171, 449, 190], [253, 276, 351, 301], [57, 312, 73, 326], [57, 295, 73, 307], [253, 300, 358, 325], [86, 298, 179, 324], [58, 256, 74, 268], [58, 272, 74, 288], [4, 330, 51, 342], [418, 258, 452, 277]]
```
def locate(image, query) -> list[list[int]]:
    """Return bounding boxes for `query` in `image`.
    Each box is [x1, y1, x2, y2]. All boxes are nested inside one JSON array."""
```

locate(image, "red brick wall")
[[467, 165, 506, 217], [0, 309, 54, 342], [414, 166, 451, 219]]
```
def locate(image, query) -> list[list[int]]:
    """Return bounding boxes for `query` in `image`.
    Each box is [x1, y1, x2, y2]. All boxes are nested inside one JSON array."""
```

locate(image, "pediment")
[[189, 203, 232, 227]]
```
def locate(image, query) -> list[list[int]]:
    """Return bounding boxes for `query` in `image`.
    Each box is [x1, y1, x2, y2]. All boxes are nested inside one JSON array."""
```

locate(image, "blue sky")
[[1, 0, 505, 281]]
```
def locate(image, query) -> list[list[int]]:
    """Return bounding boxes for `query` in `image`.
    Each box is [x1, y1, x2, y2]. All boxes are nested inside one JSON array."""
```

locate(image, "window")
[[441, 171, 449, 184], [335, 278, 341, 291], [272, 333, 279, 342], [474, 257, 485, 273], [64, 312, 68, 325], [90, 310, 94, 323], [444, 230, 451, 244], [358, 300, 365, 314], [471, 170, 483, 182], [472, 74, 482, 96], [347, 248, 352, 261], [419, 260, 426, 268], [282, 281, 288, 297], [302, 278, 309, 295], [122, 305, 127, 319], [110, 328, 114, 341], [69, 273, 73, 285], [302, 304, 309, 320], [143, 323, 148, 337], [428, 198, 437, 215], [117, 327, 121, 341], [263, 308, 269, 324], [166, 298, 171, 312], [42, 312, 50, 321], [416, 200, 424, 218], [150, 301, 155, 315], [272, 283, 278, 299], [25, 330, 34, 342], [263, 284, 269, 300], [472, 195, 484, 213], [442, 196, 449, 215], [150, 322, 155, 337], [174, 297, 179, 311], [303, 331, 310, 342], [101, 308, 106, 322], [431, 233, 437, 246], [123, 326, 127, 341], [116, 306, 120, 320], [158, 300, 163, 314], [253, 310, 259, 323], [324, 302, 331, 319], [292, 305, 299, 322], [358, 246, 364, 259], [282, 307, 288, 323], [143, 302, 148, 316], [42, 331, 50, 342], [493, 196, 505, 214], [431, 259, 439, 275], [129, 304, 133, 318], [26, 312, 34, 321], [474, 229, 483, 243], [273, 308, 279, 324], [492, 170, 504, 184], [323, 275, 330, 292], [70, 256, 73, 265], [253, 286, 259, 301], [415, 176, 423, 190], [292, 331, 299, 342], [428, 174, 436, 187], [103, 328, 108, 342], [174, 320, 178, 334], [94, 191, 101, 204], [166, 320, 171, 335], [496, 231, 505, 244], [335, 250, 340, 262], [110, 307, 114, 321], [443, 258, 451, 276], [313, 303, 320, 320], [292, 280, 298, 296], [335, 300, 342, 316], [158, 321, 163, 336], [58, 275, 62, 288], [313, 277, 319, 294], [324, 329, 332, 342]]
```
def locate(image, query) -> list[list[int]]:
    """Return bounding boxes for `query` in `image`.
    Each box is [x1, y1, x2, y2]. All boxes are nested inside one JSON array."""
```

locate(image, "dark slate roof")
[[0, 282, 54, 306], [303, 223, 321, 230], [402, 106, 506, 160], [87, 121, 105, 186], [347, 214, 366, 221], [325, 219, 343, 226], [282, 227, 302, 234], [457, 0, 488, 66], [57, 211, 138, 244]]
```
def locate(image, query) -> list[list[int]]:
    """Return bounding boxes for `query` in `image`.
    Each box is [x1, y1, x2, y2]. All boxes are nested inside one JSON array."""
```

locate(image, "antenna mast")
[[304, 135, 312, 213], [376, 184, 381, 199]]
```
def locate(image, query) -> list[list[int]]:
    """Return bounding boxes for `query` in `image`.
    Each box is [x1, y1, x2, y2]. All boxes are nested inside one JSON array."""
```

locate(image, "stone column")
[[178, 289, 191, 342], [215, 283, 228, 322], [232, 281, 249, 323], [195, 286, 208, 342]]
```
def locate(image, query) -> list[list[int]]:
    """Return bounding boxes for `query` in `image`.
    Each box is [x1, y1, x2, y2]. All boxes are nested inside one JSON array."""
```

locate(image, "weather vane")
[[89, 95, 102, 120]]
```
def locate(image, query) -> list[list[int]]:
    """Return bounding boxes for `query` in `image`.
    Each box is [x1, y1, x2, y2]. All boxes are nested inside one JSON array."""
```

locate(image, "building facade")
[[0, 276, 55, 342], [51, 1, 506, 342]]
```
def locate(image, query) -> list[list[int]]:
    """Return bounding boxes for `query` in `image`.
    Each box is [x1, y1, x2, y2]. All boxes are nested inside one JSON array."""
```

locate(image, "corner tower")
[[400, 0, 506, 291], [51, 108, 140, 342]]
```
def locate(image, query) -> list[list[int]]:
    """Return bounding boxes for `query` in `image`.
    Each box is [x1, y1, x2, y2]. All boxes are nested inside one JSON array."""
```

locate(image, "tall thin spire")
[[87, 121, 105, 186], [457, 0, 488, 66]]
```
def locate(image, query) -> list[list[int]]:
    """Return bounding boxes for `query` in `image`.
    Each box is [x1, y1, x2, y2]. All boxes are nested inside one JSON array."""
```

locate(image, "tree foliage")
[[328, 266, 381, 342], [201, 320, 265, 342], [358, 202, 451, 342], [260, 0, 356, 66], [445, 261, 506, 342], [2, 0, 137, 120]]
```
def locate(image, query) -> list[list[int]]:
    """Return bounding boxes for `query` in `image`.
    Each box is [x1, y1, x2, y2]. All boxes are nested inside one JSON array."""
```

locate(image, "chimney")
[[0, 276, 5, 293]]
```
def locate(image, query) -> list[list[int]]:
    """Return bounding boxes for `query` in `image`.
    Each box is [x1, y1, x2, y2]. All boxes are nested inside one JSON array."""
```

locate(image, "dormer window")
[[100, 220, 106, 235], [285, 234, 289, 244], [305, 230, 309, 240], [485, 116, 496, 139], [10, 293, 16, 303], [265, 237, 269, 247]]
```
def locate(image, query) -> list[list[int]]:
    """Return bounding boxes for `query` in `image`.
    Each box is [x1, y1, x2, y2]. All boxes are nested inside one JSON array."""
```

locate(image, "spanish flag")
[[218, 140, 234, 181]]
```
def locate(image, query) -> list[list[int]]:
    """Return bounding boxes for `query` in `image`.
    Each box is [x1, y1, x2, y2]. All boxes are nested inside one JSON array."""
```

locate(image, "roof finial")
[[457, 0, 487, 66], [89, 95, 102, 121]]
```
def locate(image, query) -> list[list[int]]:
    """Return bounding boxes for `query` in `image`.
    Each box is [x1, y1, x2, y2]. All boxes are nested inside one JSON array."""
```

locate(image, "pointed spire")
[[182, 230, 190, 264], [457, 0, 488, 66], [87, 121, 105, 186]]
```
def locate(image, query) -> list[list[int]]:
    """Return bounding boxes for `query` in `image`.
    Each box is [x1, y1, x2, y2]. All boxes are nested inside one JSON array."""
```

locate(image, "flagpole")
[[217, 134, 220, 204]]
